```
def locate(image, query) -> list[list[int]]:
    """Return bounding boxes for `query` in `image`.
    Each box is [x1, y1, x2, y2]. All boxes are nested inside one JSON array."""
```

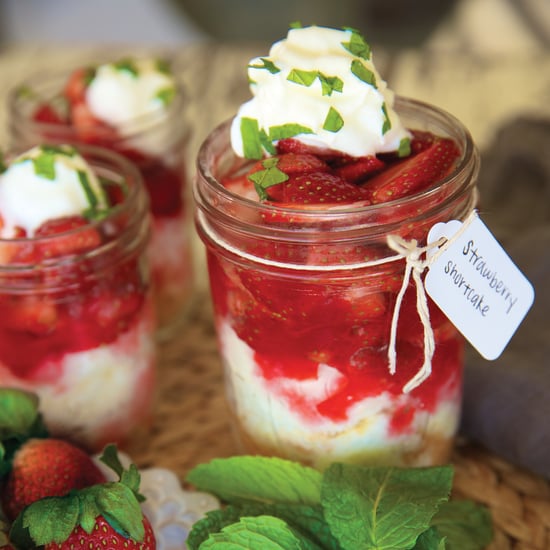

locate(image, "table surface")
[[1, 41, 550, 549]]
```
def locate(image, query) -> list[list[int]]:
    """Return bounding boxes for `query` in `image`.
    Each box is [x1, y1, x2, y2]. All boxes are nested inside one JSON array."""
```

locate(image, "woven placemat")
[[129, 293, 550, 550]]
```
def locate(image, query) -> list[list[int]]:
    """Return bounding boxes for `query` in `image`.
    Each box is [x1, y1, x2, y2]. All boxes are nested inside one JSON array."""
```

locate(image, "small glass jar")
[[0, 145, 156, 452], [8, 67, 194, 339], [194, 97, 480, 469]]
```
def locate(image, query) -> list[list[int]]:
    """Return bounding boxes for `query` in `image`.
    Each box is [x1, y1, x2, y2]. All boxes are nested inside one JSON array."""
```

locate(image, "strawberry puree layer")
[[219, 318, 461, 468], [0, 303, 156, 451]]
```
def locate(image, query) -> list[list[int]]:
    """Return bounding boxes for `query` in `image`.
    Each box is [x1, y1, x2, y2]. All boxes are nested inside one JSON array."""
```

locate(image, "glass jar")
[[8, 67, 194, 339], [194, 97, 480, 469], [0, 145, 156, 452]]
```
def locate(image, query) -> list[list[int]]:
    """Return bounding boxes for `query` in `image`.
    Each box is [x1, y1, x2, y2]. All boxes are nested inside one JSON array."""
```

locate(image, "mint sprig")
[[186, 456, 493, 550]]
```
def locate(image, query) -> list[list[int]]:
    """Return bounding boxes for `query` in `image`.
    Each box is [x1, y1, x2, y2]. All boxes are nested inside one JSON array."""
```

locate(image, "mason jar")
[[8, 66, 194, 339], [194, 97, 480, 469], [0, 145, 156, 452]]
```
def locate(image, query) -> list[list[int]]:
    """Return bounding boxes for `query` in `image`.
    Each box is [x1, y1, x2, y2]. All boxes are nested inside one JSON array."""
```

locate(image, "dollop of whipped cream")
[[231, 25, 411, 159], [86, 58, 176, 128], [0, 144, 107, 238]]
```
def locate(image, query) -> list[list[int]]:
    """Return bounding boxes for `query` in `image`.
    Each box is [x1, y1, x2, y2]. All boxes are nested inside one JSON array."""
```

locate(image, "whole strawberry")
[[9, 444, 156, 549], [2, 438, 106, 520]]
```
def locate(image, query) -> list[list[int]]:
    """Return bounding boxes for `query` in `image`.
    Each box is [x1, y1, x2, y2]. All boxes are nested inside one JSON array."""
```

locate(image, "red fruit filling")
[[210, 131, 463, 434]]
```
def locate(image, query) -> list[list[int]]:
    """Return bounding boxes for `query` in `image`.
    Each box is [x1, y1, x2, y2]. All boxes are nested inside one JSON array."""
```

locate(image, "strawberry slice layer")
[[363, 137, 460, 204]]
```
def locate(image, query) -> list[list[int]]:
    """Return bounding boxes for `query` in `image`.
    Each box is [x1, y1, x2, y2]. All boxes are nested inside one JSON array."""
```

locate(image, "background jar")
[[194, 97, 480, 469], [0, 145, 156, 452], [8, 67, 193, 339]]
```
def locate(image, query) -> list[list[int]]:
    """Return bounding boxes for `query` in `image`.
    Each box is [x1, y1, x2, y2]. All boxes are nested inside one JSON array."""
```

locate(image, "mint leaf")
[[398, 137, 412, 157], [199, 515, 323, 550], [259, 129, 277, 155], [268, 123, 313, 141], [32, 152, 56, 180], [289, 21, 302, 29], [114, 58, 138, 77], [188, 502, 340, 550], [318, 73, 344, 96], [350, 60, 376, 86], [414, 527, 447, 549], [240, 117, 264, 159], [341, 30, 371, 60], [248, 157, 288, 200], [321, 464, 453, 550], [155, 58, 172, 75], [0, 151, 6, 173], [287, 69, 318, 87], [155, 86, 175, 106], [381, 103, 392, 134], [186, 456, 322, 506], [250, 58, 281, 74], [430, 500, 493, 549], [323, 107, 344, 133]]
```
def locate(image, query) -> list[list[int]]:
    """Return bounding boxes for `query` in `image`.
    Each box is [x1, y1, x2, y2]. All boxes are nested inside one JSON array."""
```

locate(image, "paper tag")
[[425, 212, 535, 360]]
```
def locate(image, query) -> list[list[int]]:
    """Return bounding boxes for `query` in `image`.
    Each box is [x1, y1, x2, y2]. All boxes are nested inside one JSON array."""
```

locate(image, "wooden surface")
[[129, 294, 550, 550]]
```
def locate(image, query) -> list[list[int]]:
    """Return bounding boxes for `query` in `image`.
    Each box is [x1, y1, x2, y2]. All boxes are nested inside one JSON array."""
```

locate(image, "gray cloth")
[[459, 116, 550, 479]]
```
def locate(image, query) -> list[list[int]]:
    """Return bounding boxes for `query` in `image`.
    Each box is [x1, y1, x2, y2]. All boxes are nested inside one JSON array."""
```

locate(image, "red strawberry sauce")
[[209, 132, 468, 434]]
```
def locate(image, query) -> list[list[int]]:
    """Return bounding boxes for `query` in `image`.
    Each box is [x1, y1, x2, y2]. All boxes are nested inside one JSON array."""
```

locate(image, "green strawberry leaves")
[[0, 388, 48, 476], [9, 444, 147, 547], [186, 456, 493, 550]]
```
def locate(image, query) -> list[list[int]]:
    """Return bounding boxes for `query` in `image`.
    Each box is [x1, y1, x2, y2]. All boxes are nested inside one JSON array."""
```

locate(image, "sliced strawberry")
[[275, 153, 329, 175], [35, 216, 102, 258], [333, 156, 385, 183], [32, 103, 67, 125], [363, 137, 460, 204], [276, 138, 345, 163], [266, 171, 371, 204], [63, 67, 94, 104]]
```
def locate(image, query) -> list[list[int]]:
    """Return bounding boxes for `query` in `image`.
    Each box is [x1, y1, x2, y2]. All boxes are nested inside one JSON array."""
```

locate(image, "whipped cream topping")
[[0, 145, 107, 237], [230, 25, 411, 159], [86, 58, 176, 129]]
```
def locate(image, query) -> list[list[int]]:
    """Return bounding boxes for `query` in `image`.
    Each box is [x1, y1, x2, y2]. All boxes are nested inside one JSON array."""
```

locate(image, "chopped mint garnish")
[[398, 137, 412, 157], [350, 59, 376, 86], [155, 86, 176, 106], [113, 58, 139, 77], [15, 84, 36, 100], [287, 69, 318, 87], [323, 107, 344, 132], [32, 152, 56, 180], [287, 70, 343, 96], [83, 66, 97, 86], [240, 117, 264, 160], [155, 58, 172, 75], [318, 73, 344, 96], [289, 21, 303, 29], [259, 129, 277, 155], [381, 102, 392, 134], [249, 58, 281, 74], [77, 170, 99, 210], [186, 456, 493, 550], [248, 157, 289, 200], [0, 151, 6, 174], [268, 123, 313, 142], [341, 29, 371, 60]]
